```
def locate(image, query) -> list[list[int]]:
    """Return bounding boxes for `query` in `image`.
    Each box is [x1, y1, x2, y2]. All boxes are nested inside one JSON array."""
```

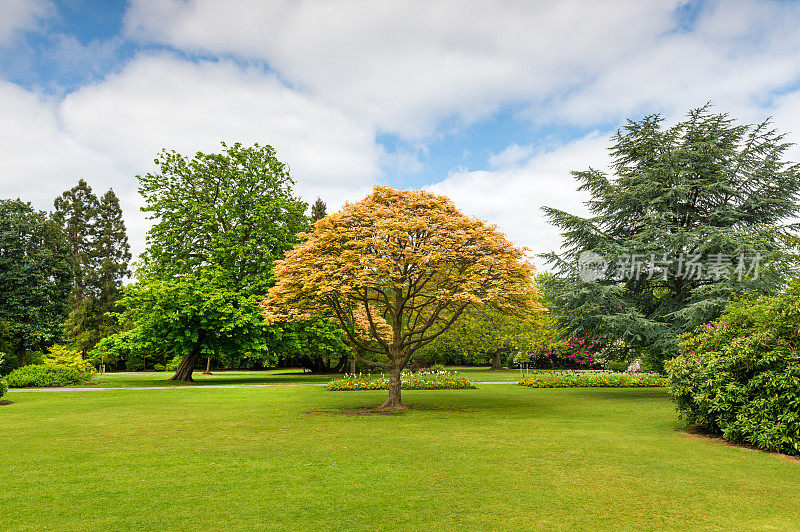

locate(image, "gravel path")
[[8, 381, 514, 392]]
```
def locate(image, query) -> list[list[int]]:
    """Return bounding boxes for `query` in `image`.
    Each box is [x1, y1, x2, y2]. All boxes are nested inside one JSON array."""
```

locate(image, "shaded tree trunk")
[[490, 349, 504, 370], [332, 354, 348, 373], [202, 356, 212, 375], [379, 364, 404, 409], [350, 355, 356, 374], [170, 334, 205, 382]]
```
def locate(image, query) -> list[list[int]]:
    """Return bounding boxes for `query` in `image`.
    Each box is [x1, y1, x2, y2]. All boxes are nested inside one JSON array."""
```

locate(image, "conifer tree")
[[53, 179, 98, 300], [55, 182, 131, 354], [310, 197, 327, 222], [542, 106, 800, 371]]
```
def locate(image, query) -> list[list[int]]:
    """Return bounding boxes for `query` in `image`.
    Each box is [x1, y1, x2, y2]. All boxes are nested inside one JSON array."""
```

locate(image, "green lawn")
[[88, 368, 333, 387], [2, 385, 798, 530], [75, 366, 522, 388]]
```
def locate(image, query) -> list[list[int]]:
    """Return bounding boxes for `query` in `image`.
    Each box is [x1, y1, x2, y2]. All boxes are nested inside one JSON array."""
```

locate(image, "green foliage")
[[138, 142, 308, 293], [271, 317, 350, 372], [542, 106, 800, 371], [667, 281, 800, 456], [6, 364, 91, 388], [326, 370, 476, 390], [44, 345, 95, 374], [55, 182, 131, 355], [421, 305, 552, 369], [98, 268, 273, 373], [605, 360, 630, 372], [310, 197, 327, 222], [53, 178, 98, 299], [519, 371, 666, 388], [154, 364, 166, 372], [130, 142, 308, 380], [0, 199, 73, 363], [166, 356, 181, 372], [0, 378, 7, 399]]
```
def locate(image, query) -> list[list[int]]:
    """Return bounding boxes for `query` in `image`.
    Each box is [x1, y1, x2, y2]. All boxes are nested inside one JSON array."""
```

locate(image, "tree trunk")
[[378, 365, 404, 409], [169, 341, 203, 382], [350, 355, 356, 374], [332, 354, 348, 373], [490, 349, 503, 370], [202, 356, 212, 375]]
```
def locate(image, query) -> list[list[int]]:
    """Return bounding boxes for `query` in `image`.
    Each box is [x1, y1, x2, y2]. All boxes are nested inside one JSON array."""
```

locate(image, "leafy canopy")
[[100, 142, 307, 379], [0, 199, 73, 364], [264, 186, 542, 406]]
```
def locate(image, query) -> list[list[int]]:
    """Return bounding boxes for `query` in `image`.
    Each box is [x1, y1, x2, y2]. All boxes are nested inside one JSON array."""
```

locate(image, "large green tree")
[[0, 200, 73, 366], [119, 142, 308, 381], [542, 106, 800, 370]]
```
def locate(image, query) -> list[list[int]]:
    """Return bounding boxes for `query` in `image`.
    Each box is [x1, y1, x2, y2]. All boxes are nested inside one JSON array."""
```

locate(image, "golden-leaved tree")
[[263, 186, 542, 409]]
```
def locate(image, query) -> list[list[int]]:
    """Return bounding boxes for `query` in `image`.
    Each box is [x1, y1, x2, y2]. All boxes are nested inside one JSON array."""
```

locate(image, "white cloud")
[[488, 143, 533, 169], [1, 53, 384, 261], [121, 0, 800, 143], [526, 0, 800, 127], [0, 0, 51, 45], [428, 132, 610, 270], [123, 0, 682, 138]]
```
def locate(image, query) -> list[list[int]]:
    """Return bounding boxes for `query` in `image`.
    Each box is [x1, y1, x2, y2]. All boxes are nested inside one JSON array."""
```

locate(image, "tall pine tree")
[[53, 179, 98, 300], [310, 197, 327, 222], [55, 182, 131, 354]]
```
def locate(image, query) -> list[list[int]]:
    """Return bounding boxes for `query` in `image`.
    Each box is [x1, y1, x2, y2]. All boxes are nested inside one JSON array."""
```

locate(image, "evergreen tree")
[[55, 182, 131, 355], [542, 106, 800, 371], [310, 197, 327, 222], [92, 189, 132, 306], [53, 179, 98, 300]]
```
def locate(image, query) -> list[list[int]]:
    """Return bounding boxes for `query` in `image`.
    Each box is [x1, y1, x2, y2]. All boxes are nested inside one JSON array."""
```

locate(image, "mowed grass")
[[2, 386, 799, 530], [80, 367, 522, 388], [88, 369, 333, 387]]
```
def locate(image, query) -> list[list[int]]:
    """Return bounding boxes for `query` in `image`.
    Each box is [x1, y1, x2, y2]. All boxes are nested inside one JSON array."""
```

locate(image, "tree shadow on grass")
[[306, 403, 477, 417], [0, 400, 13, 406]]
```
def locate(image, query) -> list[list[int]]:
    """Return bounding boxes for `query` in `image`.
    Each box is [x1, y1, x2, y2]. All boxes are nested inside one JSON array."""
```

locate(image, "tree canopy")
[[542, 106, 800, 370], [106, 142, 309, 381], [0, 199, 73, 366], [139, 141, 308, 293], [264, 186, 543, 408]]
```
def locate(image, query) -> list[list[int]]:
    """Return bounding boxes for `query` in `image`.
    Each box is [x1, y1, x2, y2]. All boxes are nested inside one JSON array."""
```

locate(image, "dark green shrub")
[[605, 360, 630, 372], [154, 364, 166, 371], [667, 282, 800, 456], [6, 364, 91, 388], [0, 378, 7, 398]]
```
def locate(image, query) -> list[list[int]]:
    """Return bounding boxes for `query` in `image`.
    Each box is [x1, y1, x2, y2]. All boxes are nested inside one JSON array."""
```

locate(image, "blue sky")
[[2, 0, 800, 265]]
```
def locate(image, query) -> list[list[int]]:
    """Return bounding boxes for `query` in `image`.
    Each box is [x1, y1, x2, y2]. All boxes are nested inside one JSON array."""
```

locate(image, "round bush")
[[6, 364, 91, 388], [667, 282, 800, 456]]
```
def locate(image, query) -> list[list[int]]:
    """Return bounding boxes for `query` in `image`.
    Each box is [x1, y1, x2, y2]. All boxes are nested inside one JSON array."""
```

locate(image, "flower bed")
[[519, 370, 666, 388], [326, 370, 476, 391]]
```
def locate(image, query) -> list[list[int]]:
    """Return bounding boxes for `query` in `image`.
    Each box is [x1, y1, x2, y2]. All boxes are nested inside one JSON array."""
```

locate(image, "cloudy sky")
[[2, 0, 800, 269]]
